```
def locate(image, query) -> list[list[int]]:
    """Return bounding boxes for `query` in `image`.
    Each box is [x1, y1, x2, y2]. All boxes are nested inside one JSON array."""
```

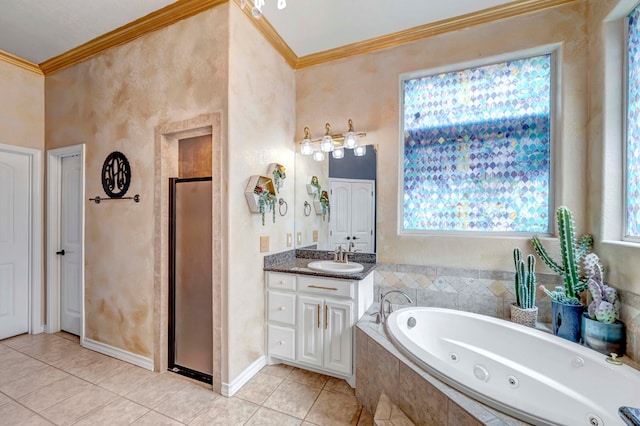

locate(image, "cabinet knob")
[[278, 340, 285, 345], [278, 306, 285, 311], [279, 280, 285, 285]]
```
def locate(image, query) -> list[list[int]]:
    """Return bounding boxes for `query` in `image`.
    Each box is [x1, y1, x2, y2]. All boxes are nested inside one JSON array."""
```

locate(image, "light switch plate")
[[260, 236, 270, 253], [296, 232, 302, 245], [286, 233, 292, 247], [312, 230, 318, 242]]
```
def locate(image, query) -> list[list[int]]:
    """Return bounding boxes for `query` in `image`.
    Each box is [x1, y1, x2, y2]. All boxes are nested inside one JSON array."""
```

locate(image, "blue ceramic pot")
[[551, 300, 583, 342], [581, 313, 626, 356]]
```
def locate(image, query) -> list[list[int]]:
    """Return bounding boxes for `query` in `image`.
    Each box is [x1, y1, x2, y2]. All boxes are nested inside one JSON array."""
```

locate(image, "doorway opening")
[[46, 144, 85, 339], [154, 114, 224, 391], [0, 143, 43, 340]]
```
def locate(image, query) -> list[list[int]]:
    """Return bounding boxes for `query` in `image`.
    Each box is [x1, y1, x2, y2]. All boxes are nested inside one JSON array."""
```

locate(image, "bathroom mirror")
[[294, 145, 377, 252]]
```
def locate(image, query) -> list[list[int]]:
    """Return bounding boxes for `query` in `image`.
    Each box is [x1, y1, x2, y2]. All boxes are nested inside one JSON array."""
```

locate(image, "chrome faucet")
[[379, 290, 414, 324], [333, 245, 345, 263]]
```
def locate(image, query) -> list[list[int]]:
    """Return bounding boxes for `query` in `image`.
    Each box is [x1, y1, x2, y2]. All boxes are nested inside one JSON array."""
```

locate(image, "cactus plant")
[[513, 248, 536, 309], [583, 253, 620, 324], [532, 206, 592, 305]]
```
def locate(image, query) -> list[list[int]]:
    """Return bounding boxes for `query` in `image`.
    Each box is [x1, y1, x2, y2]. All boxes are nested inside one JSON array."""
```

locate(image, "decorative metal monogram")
[[101, 151, 131, 198]]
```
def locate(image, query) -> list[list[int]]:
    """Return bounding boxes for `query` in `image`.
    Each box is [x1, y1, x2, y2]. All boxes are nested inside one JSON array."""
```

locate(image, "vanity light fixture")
[[301, 127, 313, 155], [312, 151, 326, 161], [298, 119, 367, 161], [354, 144, 367, 157], [320, 123, 335, 153], [240, 0, 286, 19], [343, 119, 358, 149]]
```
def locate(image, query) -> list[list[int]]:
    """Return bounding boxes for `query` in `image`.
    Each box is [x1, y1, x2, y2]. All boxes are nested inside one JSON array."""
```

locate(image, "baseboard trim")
[[221, 356, 266, 397], [83, 338, 154, 371]]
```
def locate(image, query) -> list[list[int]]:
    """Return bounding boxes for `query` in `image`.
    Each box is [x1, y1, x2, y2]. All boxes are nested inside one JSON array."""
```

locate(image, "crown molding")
[[232, 0, 297, 68], [0, 49, 43, 75], [294, 0, 579, 69], [39, 0, 228, 75], [4, 0, 578, 76]]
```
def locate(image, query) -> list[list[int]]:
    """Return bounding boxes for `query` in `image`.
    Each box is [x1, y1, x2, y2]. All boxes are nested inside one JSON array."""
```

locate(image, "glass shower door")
[[169, 177, 213, 383]]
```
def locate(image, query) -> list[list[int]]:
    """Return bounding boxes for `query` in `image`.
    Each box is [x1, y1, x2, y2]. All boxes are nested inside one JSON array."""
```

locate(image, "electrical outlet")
[[286, 233, 292, 247], [260, 236, 270, 253], [296, 232, 302, 245], [312, 230, 318, 242]]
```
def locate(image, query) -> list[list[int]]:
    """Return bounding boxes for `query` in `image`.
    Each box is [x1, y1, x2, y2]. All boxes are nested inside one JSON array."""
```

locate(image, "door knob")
[[346, 236, 351, 240], [352, 236, 358, 240], [56, 249, 65, 256]]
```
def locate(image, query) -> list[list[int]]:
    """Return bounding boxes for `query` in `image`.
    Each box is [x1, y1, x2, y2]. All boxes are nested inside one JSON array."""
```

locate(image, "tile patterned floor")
[[0, 333, 373, 425]]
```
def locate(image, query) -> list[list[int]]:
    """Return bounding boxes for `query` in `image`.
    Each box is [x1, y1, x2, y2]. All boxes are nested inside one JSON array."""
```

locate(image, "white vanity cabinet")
[[265, 270, 374, 385]]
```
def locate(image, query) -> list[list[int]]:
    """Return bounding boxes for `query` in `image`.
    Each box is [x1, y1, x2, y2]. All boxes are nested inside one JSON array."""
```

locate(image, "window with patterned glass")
[[627, 5, 640, 239], [401, 54, 553, 233]]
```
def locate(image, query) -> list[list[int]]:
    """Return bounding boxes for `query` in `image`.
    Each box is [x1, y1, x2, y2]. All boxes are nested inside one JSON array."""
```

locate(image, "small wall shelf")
[[245, 175, 276, 213]]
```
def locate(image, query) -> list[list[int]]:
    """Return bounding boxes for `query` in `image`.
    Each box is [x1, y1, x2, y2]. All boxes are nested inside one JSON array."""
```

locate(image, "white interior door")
[[60, 154, 82, 336], [329, 181, 351, 250], [329, 179, 375, 253], [0, 151, 30, 340], [350, 181, 374, 252]]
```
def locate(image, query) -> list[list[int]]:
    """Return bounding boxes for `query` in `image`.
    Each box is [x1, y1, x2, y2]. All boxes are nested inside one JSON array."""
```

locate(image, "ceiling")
[[0, 0, 520, 66]]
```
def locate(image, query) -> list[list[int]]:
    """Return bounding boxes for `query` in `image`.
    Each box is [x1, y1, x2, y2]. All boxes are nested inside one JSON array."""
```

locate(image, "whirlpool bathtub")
[[385, 307, 640, 426]]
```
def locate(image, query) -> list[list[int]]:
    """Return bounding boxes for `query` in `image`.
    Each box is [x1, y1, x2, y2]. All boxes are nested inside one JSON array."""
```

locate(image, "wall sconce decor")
[[90, 151, 140, 204], [299, 119, 367, 161]]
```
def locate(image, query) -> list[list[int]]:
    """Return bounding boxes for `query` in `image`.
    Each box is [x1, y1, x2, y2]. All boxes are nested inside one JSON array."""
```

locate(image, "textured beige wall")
[[45, 6, 230, 358], [0, 62, 44, 150], [588, 0, 640, 296], [296, 2, 589, 272], [227, 4, 295, 381]]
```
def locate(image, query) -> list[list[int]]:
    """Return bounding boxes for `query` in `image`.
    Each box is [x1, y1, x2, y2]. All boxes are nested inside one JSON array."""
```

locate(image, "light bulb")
[[344, 131, 358, 149], [301, 139, 313, 155], [251, 6, 262, 18], [240, 0, 247, 8], [312, 151, 325, 161], [354, 145, 367, 157], [277, 0, 286, 9], [332, 147, 344, 159], [321, 135, 334, 152]]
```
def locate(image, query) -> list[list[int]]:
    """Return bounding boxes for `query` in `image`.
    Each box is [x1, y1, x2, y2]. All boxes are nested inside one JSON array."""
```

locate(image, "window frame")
[[398, 46, 559, 237], [624, 3, 640, 242]]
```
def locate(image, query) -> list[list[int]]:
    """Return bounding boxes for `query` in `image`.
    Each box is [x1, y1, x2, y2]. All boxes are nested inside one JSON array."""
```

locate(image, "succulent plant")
[[583, 253, 620, 324], [532, 206, 593, 304], [513, 248, 536, 309]]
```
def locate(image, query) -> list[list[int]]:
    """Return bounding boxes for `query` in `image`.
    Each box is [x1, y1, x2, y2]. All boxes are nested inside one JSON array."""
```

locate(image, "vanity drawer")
[[267, 324, 295, 360], [267, 273, 296, 291], [298, 276, 354, 299], [267, 291, 296, 325]]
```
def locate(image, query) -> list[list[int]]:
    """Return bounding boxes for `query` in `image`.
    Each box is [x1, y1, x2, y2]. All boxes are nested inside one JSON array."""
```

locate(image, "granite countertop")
[[264, 257, 377, 281]]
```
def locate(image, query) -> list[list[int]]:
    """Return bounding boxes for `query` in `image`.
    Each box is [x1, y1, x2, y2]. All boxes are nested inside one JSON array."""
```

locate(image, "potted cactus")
[[580, 253, 626, 356], [532, 206, 592, 342], [510, 248, 538, 327]]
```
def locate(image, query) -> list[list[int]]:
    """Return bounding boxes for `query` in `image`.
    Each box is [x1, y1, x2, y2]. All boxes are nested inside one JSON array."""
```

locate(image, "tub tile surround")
[[374, 263, 640, 364], [355, 318, 527, 426]]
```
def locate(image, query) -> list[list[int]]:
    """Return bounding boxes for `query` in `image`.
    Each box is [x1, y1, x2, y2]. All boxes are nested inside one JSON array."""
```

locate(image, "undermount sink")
[[307, 260, 364, 274]]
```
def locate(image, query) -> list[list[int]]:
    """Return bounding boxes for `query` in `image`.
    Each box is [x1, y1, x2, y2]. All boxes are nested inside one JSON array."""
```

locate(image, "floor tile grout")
[[1, 334, 371, 425]]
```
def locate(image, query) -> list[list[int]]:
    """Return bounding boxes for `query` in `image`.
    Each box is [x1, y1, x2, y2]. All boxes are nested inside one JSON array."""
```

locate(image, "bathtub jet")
[[385, 307, 640, 426]]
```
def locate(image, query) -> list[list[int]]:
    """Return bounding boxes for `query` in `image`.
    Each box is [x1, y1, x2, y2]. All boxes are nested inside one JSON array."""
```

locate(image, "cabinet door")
[[323, 300, 353, 375], [297, 295, 323, 368]]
